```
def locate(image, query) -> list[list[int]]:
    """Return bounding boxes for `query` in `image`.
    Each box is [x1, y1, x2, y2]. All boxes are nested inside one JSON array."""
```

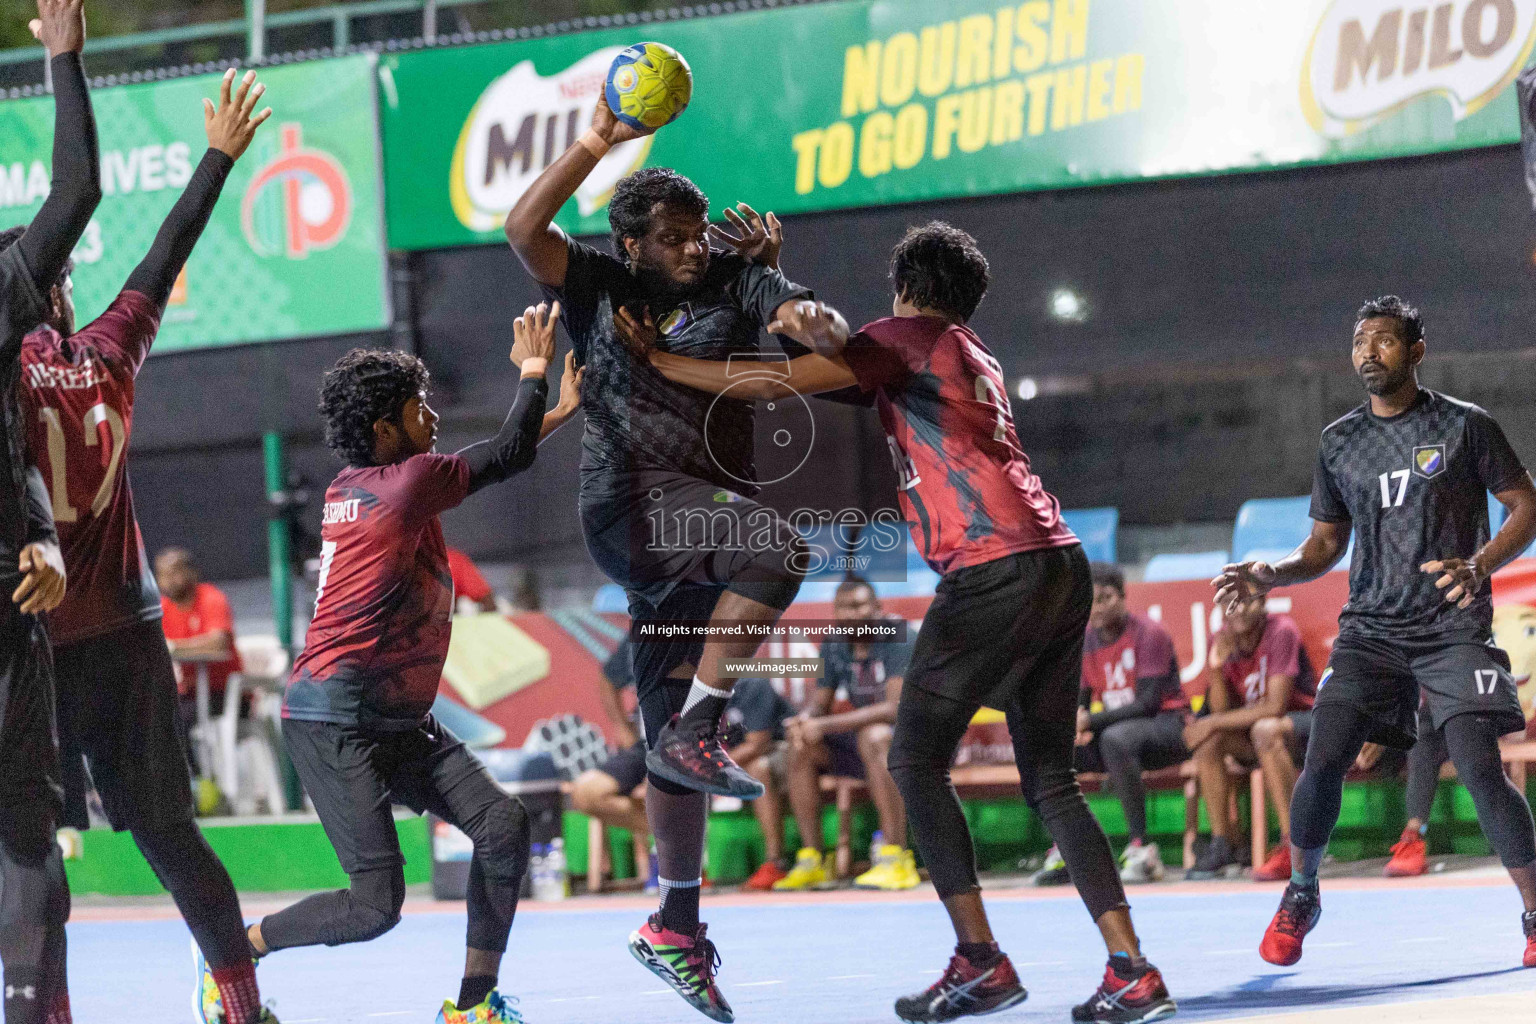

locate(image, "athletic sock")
[[1416, 822, 1429, 837], [457, 974, 497, 1011], [956, 942, 1002, 968], [678, 677, 731, 731], [1290, 843, 1326, 888], [211, 961, 262, 1024], [1108, 952, 1150, 977], [657, 876, 702, 935], [44, 990, 70, 1024], [4, 968, 44, 1024]]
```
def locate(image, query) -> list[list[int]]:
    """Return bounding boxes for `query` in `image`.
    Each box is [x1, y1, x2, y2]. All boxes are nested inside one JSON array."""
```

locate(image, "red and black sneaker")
[[1260, 881, 1321, 966], [1384, 830, 1426, 877], [1522, 910, 1536, 968], [894, 951, 1027, 1022], [1070, 958, 1177, 1023], [645, 715, 765, 799]]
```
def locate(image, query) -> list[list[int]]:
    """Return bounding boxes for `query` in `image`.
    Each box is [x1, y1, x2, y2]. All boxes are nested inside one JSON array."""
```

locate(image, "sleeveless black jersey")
[[1310, 389, 1527, 644]]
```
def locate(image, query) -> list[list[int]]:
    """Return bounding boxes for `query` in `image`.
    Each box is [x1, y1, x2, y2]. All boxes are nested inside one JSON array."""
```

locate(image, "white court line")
[[827, 973, 877, 980], [642, 989, 672, 996], [738, 980, 783, 987]]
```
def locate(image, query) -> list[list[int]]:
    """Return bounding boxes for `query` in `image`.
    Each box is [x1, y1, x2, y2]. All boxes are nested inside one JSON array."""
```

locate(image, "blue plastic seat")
[[591, 583, 629, 614], [1062, 507, 1118, 564], [1143, 551, 1230, 583], [1231, 497, 1313, 564]]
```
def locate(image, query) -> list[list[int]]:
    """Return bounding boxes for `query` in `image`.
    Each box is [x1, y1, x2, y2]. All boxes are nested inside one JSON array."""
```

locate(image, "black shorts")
[[0, 608, 62, 858], [283, 714, 499, 875], [1075, 710, 1191, 774], [904, 544, 1090, 719], [1317, 634, 1524, 750], [822, 730, 867, 780], [597, 741, 649, 793], [53, 618, 194, 832]]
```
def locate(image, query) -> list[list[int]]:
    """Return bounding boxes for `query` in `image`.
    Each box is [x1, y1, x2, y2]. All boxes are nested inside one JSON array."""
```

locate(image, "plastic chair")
[[592, 584, 629, 614], [1143, 551, 1230, 583], [229, 636, 291, 816], [1231, 497, 1312, 564], [1062, 507, 1118, 563]]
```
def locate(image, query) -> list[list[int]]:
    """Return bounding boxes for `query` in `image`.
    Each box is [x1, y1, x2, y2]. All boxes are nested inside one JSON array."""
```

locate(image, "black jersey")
[[0, 242, 51, 591], [1310, 389, 1528, 644], [541, 237, 810, 495]]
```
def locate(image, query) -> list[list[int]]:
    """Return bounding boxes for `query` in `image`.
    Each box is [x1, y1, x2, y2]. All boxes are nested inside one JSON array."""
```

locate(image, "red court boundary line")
[[68, 871, 1512, 923]]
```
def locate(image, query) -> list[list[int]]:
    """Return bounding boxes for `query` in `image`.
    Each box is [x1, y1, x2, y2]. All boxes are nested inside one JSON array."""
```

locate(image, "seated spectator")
[[570, 639, 654, 886], [1185, 593, 1317, 881], [157, 547, 242, 777], [725, 677, 798, 890], [1373, 702, 1442, 878], [1037, 563, 1188, 886], [776, 578, 917, 892], [446, 546, 498, 614]]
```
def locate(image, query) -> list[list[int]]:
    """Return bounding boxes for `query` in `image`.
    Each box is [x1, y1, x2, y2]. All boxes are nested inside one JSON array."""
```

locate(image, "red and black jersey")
[[1220, 614, 1317, 711], [283, 453, 472, 731], [1081, 613, 1186, 713], [19, 291, 161, 645], [841, 315, 1078, 574]]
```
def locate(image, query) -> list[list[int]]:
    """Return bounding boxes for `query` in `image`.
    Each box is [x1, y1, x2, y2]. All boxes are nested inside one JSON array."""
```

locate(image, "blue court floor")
[[69, 878, 1536, 1023]]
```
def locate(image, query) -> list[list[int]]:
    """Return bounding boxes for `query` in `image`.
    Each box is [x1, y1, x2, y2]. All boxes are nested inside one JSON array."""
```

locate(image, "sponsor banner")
[[379, 0, 1536, 251], [0, 55, 388, 352]]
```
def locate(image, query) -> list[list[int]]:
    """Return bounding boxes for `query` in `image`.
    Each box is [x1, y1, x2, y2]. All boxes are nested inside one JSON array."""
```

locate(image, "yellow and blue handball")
[[605, 42, 693, 131]]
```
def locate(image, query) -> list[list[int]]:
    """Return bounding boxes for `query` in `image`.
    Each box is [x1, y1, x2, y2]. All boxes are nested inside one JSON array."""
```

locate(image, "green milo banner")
[[379, 0, 1536, 251], [0, 55, 389, 352]]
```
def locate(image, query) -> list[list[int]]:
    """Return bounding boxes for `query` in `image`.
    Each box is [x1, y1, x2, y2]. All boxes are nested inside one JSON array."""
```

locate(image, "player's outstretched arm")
[[458, 302, 556, 494], [15, 465, 65, 615], [504, 95, 651, 287], [650, 349, 858, 400], [18, 0, 100, 296], [1424, 473, 1536, 609], [1212, 518, 1350, 613], [709, 203, 782, 270], [124, 69, 272, 315]]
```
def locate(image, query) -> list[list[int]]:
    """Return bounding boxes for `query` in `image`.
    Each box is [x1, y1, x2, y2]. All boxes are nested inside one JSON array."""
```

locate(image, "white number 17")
[[1378, 469, 1409, 508]]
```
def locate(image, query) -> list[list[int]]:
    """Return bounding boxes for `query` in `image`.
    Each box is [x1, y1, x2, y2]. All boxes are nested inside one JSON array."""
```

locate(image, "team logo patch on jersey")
[[1317, 666, 1333, 691], [1413, 444, 1447, 479], [657, 304, 693, 338], [712, 489, 742, 503]]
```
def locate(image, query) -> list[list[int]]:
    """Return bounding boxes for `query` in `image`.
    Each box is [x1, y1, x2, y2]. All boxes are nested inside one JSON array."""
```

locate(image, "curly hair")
[[0, 225, 73, 289], [608, 167, 709, 263], [889, 221, 990, 322], [1356, 295, 1423, 346], [319, 348, 430, 466]]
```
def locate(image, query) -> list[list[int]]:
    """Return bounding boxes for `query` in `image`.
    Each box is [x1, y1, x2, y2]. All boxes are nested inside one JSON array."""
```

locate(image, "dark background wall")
[[125, 143, 1536, 579]]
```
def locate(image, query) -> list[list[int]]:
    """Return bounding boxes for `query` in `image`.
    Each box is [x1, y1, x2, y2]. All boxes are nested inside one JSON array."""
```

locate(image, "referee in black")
[[1216, 295, 1536, 970], [0, 4, 101, 1022]]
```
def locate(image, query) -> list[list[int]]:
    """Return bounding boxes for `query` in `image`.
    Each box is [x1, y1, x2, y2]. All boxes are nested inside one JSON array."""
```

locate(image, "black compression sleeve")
[[458, 375, 548, 495], [1089, 673, 1169, 732], [22, 466, 57, 547], [124, 149, 234, 311], [18, 53, 101, 292]]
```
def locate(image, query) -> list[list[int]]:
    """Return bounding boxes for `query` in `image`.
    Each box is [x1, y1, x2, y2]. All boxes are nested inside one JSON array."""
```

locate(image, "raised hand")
[[29, 0, 85, 56], [205, 68, 273, 162], [1212, 560, 1275, 614], [1422, 556, 1484, 610], [511, 301, 560, 372], [709, 203, 782, 269], [13, 540, 66, 615], [613, 305, 658, 360], [767, 299, 849, 355], [556, 350, 585, 414], [591, 93, 654, 147]]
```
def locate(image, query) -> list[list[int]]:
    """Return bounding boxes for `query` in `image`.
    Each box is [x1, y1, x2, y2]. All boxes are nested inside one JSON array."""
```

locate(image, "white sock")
[[680, 675, 732, 716]]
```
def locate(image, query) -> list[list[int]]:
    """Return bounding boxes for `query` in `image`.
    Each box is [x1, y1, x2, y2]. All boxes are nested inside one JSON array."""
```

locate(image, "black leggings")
[[0, 841, 67, 1024], [1404, 719, 1448, 824], [1076, 713, 1189, 842], [1293, 705, 1536, 868], [888, 684, 1128, 921], [134, 818, 253, 969]]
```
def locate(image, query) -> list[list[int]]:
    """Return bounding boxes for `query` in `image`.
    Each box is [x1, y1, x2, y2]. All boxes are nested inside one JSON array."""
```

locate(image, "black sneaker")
[[645, 715, 765, 798], [1071, 958, 1176, 1023], [894, 951, 1027, 1022], [1185, 837, 1239, 880]]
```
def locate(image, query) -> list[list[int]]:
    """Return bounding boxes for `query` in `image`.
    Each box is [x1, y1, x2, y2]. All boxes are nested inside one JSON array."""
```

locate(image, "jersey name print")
[[1310, 389, 1527, 644]]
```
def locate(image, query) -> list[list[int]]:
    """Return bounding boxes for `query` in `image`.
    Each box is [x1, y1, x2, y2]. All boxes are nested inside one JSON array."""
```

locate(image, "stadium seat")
[[1231, 497, 1311, 563], [592, 583, 629, 614], [1062, 507, 1118, 563], [1143, 551, 1230, 583]]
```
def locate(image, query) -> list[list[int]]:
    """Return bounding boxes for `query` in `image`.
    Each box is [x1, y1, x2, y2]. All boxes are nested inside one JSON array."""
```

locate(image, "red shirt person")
[[156, 547, 240, 698]]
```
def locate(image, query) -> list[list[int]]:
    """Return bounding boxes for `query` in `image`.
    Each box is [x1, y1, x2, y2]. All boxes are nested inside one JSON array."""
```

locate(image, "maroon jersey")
[[1220, 613, 1317, 711], [19, 291, 161, 645], [284, 454, 472, 731], [1081, 613, 1186, 713], [841, 316, 1077, 573]]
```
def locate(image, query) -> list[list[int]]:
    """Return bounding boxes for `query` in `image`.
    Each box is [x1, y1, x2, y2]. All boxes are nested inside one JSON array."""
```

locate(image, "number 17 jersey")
[[841, 315, 1077, 574], [20, 291, 162, 645]]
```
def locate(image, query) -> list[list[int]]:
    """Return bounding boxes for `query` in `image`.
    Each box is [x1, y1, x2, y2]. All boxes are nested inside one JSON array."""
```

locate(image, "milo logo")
[[450, 47, 653, 232], [1302, 0, 1536, 136]]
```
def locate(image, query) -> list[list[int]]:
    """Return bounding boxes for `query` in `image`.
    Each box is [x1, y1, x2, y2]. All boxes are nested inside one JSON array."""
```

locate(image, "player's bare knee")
[[571, 770, 616, 813], [1250, 717, 1283, 752], [857, 723, 893, 759]]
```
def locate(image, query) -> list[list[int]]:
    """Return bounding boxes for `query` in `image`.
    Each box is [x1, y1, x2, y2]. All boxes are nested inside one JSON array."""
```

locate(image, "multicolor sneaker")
[[894, 950, 1027, 1022], [646, 715, 764, 798], [742, 859, 788, 891], [1118, 843, 1165, 884], [1384, 830, 1427, 877], [1252, 844, 1292, 882], [772, 848, 833, 891], [435, 989, 523, 1023], [191, 939, 274, 1024], [1033, 845, 1070, 886], [1523, 910, 1536, 968], [1070, 958, 1176, 1023], [1260, 881, 1322, 966], [628, 914, 734, 1022]]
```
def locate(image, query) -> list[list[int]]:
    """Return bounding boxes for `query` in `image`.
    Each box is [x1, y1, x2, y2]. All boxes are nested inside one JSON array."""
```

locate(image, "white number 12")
[[1378, 469, 1409, 508]]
